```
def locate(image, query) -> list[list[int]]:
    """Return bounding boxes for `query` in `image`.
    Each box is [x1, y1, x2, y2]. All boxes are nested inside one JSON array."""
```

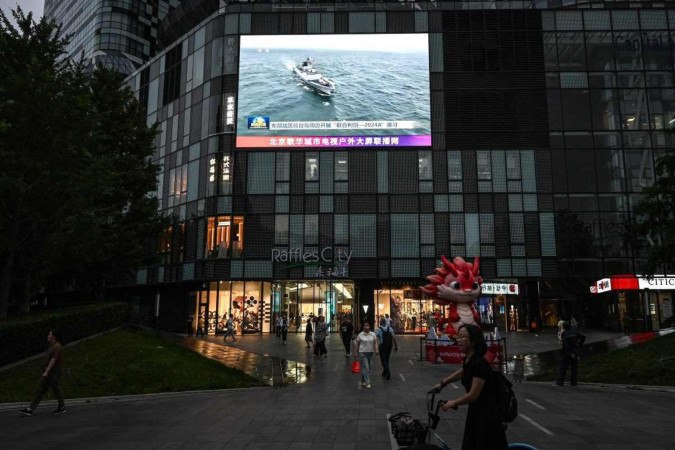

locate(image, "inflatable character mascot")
[[421, 256, 482, 337]]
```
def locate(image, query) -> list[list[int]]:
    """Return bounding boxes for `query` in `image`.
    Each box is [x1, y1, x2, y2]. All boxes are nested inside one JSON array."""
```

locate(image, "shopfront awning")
[[590, 275, 675, 294]]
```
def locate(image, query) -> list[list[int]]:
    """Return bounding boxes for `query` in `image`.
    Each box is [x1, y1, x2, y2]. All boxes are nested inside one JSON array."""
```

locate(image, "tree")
[[49, 68, 166, 299], [630, 153, 675, 276], [0, 8, 92, 317], [0, 8, 165, 317]]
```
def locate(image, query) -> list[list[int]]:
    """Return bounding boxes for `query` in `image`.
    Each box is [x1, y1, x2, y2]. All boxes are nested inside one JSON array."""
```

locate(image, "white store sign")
[[481, 283, 519, 296], [638, 277, 675, 290]]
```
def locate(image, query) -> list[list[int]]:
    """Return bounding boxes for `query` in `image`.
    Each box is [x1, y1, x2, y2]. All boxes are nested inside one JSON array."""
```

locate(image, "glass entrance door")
[[274, 280, 355, 332]]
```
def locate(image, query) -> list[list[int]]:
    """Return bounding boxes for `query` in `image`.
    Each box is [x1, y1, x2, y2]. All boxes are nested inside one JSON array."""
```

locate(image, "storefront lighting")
[[333, 282, 352, 299]]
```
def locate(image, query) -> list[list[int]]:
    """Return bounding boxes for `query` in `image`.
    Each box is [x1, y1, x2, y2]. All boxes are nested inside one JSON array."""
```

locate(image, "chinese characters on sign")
[[222, 93, 236, 133], [481, 283, 519, 296], [269, 136, 400, 147], [208, 157, 216, 183], [222, 155, 231, 182], [315, 266, 348, 278], [226, 96, 235, 126]]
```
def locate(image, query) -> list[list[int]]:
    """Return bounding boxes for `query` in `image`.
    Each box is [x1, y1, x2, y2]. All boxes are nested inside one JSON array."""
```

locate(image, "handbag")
[[351, 360, 361, 373]]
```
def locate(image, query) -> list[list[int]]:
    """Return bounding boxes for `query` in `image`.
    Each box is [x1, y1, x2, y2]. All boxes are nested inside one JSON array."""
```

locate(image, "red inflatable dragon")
[[421, 256, 482, 337]]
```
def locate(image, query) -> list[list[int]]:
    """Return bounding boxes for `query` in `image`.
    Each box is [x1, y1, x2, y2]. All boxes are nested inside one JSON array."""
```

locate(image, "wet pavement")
[[178, 337, 312, 387], [192, 328, 623, 382]]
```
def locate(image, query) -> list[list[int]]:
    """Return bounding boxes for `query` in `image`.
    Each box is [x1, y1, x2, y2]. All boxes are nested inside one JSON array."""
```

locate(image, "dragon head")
[[421, 256, 483, 305]]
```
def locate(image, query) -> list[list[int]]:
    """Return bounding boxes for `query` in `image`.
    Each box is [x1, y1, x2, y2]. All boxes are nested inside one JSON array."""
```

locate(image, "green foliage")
[[0, 328, 262, 402], [0, 8, 164, 316], [530, 332, 675, 386], [629, 153, 675, 275], [0, 302, 130, 366]]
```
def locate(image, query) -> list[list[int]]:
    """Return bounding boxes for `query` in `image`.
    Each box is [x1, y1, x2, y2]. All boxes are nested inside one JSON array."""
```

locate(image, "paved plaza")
[[1, 331, 672, 450]]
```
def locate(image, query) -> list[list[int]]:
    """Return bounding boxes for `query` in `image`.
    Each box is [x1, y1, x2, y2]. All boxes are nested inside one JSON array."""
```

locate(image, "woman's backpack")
[[494, 370, 518, 425]]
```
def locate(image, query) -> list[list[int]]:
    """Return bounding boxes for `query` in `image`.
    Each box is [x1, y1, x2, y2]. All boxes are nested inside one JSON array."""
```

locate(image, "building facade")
[[44, 0, 181, 74], [124, 1, 675, 335]]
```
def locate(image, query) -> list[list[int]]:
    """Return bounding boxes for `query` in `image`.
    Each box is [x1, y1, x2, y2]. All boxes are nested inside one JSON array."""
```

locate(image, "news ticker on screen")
[[236, 135, 431, 148]]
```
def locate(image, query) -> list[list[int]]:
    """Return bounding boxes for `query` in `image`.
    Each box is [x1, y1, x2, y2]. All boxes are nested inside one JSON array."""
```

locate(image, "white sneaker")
[[366, 384, 372, 389]]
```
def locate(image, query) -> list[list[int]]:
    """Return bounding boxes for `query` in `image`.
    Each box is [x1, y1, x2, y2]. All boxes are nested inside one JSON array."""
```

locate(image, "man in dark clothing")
[[340, 318, 354, 356], [557, 322, 586, 386], [19, 330, 66, 416]]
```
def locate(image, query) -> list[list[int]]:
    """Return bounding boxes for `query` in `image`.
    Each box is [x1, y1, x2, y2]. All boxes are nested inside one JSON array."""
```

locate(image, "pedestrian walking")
[[19, 330, 67, 416], [340, 317, 354, 356], [376, 317, 398, 380], [356, 322, 378, 389], [223, 314, 237, 342], [275, 315, 282, 339], [434, 324, 508, 449], [315, 316, 328, 359], [557, 321, 586, 387], [186, 314, 195, 337], [281, 316, 289, 345], [384, 313, 393, 329], [197, 315, 206, 337], [305, 320, 313, 348]]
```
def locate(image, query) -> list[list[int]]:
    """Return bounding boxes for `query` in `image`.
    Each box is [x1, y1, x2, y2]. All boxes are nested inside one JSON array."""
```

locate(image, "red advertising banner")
[[424, 339, 505, 371]]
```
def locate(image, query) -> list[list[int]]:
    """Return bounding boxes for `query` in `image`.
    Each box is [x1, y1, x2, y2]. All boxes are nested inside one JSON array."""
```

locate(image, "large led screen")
[[236, 34, 431, 148]]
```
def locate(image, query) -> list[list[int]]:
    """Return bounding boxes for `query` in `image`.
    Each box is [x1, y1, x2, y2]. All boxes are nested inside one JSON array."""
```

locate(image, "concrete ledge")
[[0, 385, 270, 412], [524, 380, 675, 393]]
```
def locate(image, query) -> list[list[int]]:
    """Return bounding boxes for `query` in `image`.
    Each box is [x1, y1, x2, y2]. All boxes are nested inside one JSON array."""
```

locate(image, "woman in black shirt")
[[435, 324, 508, 450]]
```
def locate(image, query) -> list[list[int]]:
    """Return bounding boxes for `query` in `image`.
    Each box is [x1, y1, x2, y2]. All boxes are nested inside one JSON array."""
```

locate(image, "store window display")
[[375, 287, 439, 334], [192, 281, 270, 335]]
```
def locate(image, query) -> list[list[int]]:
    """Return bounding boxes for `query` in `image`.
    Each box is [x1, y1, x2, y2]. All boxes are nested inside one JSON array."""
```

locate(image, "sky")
[[241, 34, 428, 54], [0, 0, 43, 19]]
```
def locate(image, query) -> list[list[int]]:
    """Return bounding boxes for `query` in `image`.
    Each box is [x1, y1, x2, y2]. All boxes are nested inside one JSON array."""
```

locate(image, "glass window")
[[275, 215, 289, 244], [585, 32, 614, 71], [477, 151, 492, 180], [418, 151, 432, 180], [247, 152, 275, 194], [506, 152, 521, 179], [334, 215, 348, 245], [306, 153, 319, 181], [335, 154, 348, 181], [206, 216, 245, 258], [556, 32, 586, 72], [447, 151, 462, 180], [390, 214, 419, 258], [305, 215, 318, 245], [193, 47, 205, 87], [350, 215, 376, 257]]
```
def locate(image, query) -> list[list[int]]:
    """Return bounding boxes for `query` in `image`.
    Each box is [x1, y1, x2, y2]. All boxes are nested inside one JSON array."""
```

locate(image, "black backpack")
[[494, 370, 518, 424]]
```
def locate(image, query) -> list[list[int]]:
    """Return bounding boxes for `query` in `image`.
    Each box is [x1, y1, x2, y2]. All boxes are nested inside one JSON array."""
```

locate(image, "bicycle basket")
[[389, 413, 428, 445]]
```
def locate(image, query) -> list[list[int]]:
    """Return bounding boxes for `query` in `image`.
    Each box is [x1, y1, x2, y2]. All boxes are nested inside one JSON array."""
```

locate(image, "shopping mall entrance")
[[272, 281, 356, 333], [189, 280, 356, 335]]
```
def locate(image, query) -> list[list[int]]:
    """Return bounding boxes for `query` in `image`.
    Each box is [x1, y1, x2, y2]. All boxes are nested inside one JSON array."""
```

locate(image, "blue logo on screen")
[[248, 116, 269, 130]]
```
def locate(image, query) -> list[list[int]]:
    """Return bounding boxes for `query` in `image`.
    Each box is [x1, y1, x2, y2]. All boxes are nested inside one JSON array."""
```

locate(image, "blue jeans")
[[359, 352, 373, 384]]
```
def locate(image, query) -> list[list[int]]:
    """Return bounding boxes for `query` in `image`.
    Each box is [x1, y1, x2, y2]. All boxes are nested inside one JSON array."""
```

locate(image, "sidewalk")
[[1, 330, 672, 449]]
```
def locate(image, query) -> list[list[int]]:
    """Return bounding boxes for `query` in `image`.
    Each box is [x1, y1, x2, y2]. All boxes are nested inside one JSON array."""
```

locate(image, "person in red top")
[[19, 330, 66, 416]]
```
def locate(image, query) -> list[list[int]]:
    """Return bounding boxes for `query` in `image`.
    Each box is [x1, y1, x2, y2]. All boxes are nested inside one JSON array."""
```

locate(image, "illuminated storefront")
[[375, 286, 439, 334], [591, 275, 675, 331]]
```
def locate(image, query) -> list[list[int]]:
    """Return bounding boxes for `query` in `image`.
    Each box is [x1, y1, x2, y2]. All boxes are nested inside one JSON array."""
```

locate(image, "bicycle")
[[391, 387, 538, 450]]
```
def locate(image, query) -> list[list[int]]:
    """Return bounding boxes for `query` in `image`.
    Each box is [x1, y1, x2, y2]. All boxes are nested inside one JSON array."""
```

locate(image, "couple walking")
[[354, 317, 398, 388]]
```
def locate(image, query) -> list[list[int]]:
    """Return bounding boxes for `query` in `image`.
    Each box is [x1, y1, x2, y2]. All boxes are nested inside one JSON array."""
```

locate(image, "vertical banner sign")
[[208, 157, 217, 183], [222, 154, 231, 182], [224, 36, 238, 75], [222, 94, 236, 133]]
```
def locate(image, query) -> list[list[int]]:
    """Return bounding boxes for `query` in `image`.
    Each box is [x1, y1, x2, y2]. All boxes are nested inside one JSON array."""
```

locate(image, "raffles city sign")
[[271, 247, 352, 265]]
